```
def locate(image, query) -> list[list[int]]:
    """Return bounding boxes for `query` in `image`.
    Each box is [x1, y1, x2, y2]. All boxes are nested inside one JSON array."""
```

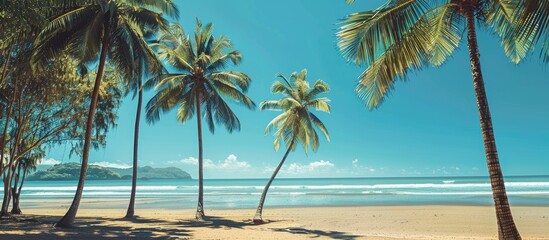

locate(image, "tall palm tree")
[[124, 78, 144, 219], [337, 0, 545, 238], [145, 20, 256, 221], [32, 0, 178, 227], [253, 69, 331, 224], [124, 30, 165, 219]]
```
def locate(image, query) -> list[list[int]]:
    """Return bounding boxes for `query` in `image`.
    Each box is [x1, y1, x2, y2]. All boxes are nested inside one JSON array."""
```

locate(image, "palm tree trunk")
[[253, 140, 294, 224], [125, 82, 143, 219], [195, 90, 205, 221], [465, 9, 521, 240], [55, 34, 110, 228]]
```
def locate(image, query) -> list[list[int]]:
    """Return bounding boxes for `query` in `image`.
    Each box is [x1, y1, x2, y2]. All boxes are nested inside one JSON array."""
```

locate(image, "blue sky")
[[42, 0, 549, 179]]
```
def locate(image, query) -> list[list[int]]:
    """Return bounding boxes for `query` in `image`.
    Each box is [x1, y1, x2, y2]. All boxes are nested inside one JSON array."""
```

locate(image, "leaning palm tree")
[[253, 69, 330, 224], [32, 0, 178, 227], [145, 20, 255, 221], [337, 0, 545, 238]]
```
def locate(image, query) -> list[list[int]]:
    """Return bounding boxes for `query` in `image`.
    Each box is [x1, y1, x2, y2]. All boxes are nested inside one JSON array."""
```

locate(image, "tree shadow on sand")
[[270, 227, 361, 240], [177, 215, 252, 229], [0, 214, 190, 240]]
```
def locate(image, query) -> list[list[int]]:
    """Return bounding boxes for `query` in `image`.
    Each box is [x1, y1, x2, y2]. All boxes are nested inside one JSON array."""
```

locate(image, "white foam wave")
[[22, 186, 178, 191], [15, 181, 549, 193]]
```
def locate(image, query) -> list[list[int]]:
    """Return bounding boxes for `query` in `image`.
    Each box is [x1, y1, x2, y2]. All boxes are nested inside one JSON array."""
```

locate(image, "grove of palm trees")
[[0, 0, 547, 239]]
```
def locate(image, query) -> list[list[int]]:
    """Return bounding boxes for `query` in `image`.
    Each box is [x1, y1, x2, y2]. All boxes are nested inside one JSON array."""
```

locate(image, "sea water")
[[3, 176, 549, 209]]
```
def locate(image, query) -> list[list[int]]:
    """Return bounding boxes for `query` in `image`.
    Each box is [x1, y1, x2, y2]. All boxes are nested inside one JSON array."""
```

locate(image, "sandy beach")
[[1, 206, 548, 239]]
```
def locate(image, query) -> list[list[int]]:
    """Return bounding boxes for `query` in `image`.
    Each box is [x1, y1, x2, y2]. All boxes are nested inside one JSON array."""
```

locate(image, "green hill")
[[109, 166, 192, 180], [29, 163, 192, 180], [28, 163, 121, 180]]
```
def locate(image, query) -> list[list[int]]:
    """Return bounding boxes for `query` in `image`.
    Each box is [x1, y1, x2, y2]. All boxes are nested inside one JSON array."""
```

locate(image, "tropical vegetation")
[[253, 69, 331, 224], [30, 0, 177, 227], [145, 20, 256, 220], [0, 0, 546, 238], [337, 0, 548, 238]]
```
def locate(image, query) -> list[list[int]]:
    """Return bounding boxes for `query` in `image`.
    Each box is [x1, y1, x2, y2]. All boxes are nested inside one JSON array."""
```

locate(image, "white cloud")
[[309, 160, 334, 168], [180, 157, 199, 165], [218, 154, 251, 169], [283, 160, 335, 174], [39, 158, 61, 165], [91, 161, 131, 169], [178, 154, 250, 170]]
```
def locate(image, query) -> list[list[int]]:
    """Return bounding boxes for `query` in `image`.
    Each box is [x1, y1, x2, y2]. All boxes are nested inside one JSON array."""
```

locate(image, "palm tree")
[[145, 20, 255, 221], [124, 30, 165, 219], [337, 0, 545, 238], [124, 78, 144, 219], [32, 0, 178, 227], [253, 69, 331, 224]]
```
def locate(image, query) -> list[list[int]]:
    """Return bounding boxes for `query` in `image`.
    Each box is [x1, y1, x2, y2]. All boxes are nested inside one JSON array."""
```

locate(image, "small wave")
[[22, 186, 178, 191], [14, 181, 549, 193]]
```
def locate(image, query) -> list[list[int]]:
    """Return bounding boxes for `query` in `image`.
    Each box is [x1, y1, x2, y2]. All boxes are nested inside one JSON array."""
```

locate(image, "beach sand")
[[1, 205, 548, 239]]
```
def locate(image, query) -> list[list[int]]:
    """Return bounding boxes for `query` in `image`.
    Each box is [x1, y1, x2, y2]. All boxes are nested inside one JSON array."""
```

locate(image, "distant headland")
[[28, 163, 192, 181]]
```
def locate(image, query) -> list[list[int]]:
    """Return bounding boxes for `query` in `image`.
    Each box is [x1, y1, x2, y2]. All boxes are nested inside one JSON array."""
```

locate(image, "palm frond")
[[355, 15, 431, 109], [337, 0, 429, 65], [425, 3, 462, 66], [262, 69, 330, 152]]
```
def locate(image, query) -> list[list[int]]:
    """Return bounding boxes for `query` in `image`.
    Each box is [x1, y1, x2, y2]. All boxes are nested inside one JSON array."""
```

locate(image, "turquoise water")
[[3, 176, 549, 209]]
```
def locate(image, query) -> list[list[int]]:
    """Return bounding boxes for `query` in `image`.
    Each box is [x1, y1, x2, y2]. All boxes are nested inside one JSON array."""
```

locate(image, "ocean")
[[5, 176, 549, 209]]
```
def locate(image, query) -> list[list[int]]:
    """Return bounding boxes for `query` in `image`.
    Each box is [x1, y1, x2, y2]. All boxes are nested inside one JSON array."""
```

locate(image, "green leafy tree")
[[337, 0, 547, 238], [10, 149, 43, 214], [253, 69, 330, 224], [146, 20, 255, 220], [0, 56, 122, 216], [31, 0, 177, 227]]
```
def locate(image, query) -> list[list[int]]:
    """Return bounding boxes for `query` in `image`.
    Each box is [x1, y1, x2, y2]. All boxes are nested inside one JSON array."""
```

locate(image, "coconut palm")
[[145, 20, 255, 221], [253, 69, 330, 224], [32, 0, 178, 227], [337, 0, 545, 238], [123, 30, 165, 219]]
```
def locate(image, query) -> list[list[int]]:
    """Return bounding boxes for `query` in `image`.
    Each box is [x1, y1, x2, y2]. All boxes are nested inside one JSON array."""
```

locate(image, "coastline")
[[2, 206, 549, 239]]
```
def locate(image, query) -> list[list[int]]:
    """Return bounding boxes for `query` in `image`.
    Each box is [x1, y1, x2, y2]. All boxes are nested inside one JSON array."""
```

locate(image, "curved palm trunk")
[[465, 9, 521, 240], [125, 82, 143, 219], [55, 36, 110, 228], [195, 90, 205, 221], [253, 141, 294, 224]]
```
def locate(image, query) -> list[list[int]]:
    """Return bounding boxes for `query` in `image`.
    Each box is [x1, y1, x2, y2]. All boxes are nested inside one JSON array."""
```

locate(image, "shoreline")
[[1, 205, 548, 239], [17, 197, 549, 209]]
